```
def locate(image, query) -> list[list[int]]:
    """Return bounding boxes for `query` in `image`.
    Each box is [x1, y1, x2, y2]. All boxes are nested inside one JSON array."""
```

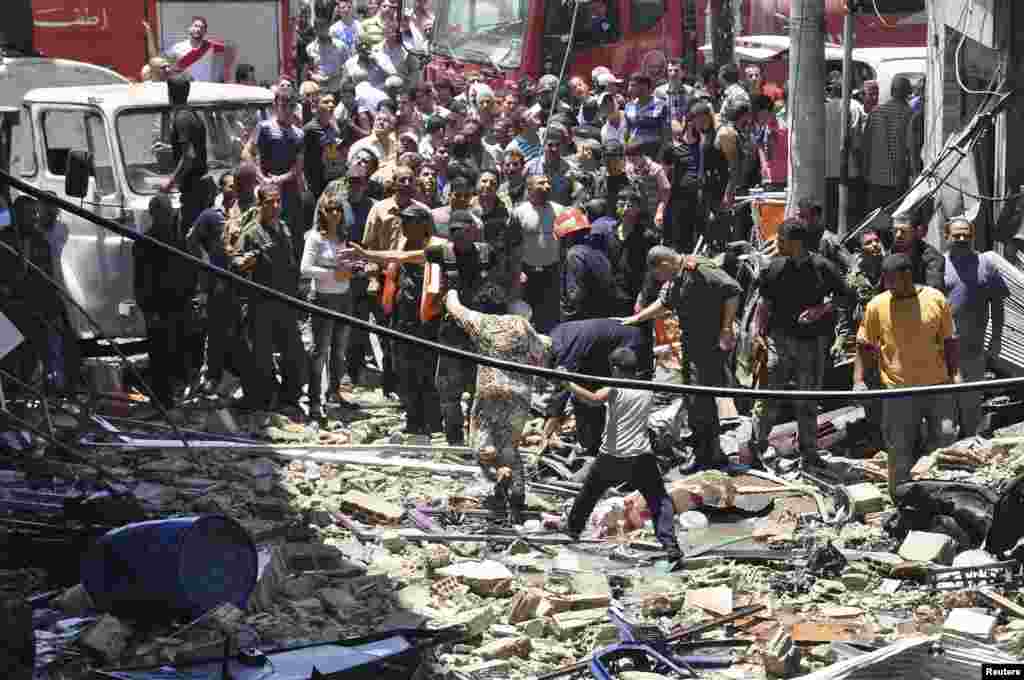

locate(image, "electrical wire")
[[0, 238, 192, 448], [546, 0, 581, 125], [953, 0, 1005, 98], [5, 169, 1024, 402], [869, 0, 897, 29]]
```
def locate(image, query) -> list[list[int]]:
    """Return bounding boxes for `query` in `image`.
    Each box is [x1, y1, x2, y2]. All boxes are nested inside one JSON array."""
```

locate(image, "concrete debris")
[[15, 387, 1024, 679], [435, 560, 514, 596], [79, 615, 133, 662], [898, 531, 957, 565]]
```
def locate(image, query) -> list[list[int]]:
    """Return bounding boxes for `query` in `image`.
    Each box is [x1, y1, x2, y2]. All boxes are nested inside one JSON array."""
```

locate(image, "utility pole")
[[787, 0, 827, 215], [837, 2, 855, 235], [711, 0, 735, 67]]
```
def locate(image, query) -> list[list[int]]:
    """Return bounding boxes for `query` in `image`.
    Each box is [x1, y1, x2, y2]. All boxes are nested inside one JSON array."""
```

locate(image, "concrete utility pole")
[[837, 3, 855, 235], [711, 0, 735, 67], [786, 0, 827, 214]]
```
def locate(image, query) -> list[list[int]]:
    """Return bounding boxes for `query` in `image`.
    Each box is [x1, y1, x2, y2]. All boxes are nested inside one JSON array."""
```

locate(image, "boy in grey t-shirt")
[[563, 348, 681, 560]]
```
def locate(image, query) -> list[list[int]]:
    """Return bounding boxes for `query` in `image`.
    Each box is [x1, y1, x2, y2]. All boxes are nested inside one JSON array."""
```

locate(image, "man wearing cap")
[[353, 204, 445, 442], [624, 73, 667, 158], [429, 209, 507, 445], [525, 125, 584, 206], [510, 174, 564, 333], [592, 140, 630, 219], [751, 219, 850, 469], [856, 253, 958, 499], [558, 207, 615, 323], [623, 246, 743, 470]]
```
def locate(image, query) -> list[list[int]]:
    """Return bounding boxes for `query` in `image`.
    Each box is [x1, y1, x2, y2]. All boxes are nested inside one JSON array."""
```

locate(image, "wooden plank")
[[791, 622, 866, 643]]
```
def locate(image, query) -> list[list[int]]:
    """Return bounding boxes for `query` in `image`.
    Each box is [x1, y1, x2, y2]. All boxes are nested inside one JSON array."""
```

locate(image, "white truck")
[[9, 80, 272, 343]]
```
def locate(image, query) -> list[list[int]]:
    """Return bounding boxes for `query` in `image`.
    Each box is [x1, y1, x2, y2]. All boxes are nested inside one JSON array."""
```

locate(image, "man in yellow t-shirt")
[[855, 253, 959, 499]]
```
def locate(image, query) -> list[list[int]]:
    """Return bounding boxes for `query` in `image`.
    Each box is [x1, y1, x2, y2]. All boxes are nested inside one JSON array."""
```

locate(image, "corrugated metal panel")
[[984, 252, 1024, 376]]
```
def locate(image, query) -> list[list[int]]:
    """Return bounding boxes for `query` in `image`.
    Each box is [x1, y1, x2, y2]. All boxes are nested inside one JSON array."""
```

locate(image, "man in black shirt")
[[892, 216, 945, 289], [751, 219, 850, 469], [234, 183, 307, 416], [607, 189, 659, 316], [303, 92, 348, 199], [624, 246, 742, 470], [161, 74, 210, 233], [593, 140, 630, 218]]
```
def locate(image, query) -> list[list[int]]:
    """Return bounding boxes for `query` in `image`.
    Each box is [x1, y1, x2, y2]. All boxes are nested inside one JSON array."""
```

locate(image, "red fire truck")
[[30, 0, 300, 83], [427, 0, 924, 87]]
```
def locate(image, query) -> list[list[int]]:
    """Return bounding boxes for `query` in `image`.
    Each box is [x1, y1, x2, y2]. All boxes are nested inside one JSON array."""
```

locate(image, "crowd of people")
[[102, 0, 1005, 535]]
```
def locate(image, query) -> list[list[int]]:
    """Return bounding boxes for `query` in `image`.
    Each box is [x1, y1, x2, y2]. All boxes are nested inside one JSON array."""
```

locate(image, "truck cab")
[[10, 82, 272, 341]]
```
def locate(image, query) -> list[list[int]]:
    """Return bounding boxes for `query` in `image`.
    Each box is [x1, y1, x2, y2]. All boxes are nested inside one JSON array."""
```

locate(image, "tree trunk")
[[711, 0, 735, 67], [787, 0, 827, 215]]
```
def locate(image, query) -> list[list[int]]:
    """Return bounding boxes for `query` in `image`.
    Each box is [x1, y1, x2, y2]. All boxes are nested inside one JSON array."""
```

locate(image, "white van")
[[11, 82, 272, 340], [831, 47, 926, 103]]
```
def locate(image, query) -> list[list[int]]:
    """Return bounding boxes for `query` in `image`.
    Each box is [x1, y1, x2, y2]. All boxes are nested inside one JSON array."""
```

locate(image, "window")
[[11, 105, 36, 177], [42, 110, 88, 176], [631, 0, 665, 33]]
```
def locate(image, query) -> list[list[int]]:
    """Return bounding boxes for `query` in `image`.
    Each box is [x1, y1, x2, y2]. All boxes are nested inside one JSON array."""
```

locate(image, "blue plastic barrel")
[[81, 515, 258, 621]]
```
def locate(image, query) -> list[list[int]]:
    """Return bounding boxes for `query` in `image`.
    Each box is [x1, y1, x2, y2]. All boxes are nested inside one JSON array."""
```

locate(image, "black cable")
[[2, 169, 1022, 401], [0, 238, 192, 448]]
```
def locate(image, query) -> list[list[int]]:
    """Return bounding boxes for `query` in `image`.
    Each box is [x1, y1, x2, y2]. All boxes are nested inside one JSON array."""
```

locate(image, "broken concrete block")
[[684, 586, 733, 615], [898, 531, 957, 565], [339, 490, 404, 524], [54, 583, 94, 616], [845, 483, 885, 515], [423, 544, 452, 569], [435, 560, 514, 596], [477, 636, 532, 660], [570, 572, 610, 596], [380, 530, 408, 553], [566, 593, 611, 610], [463, 660, 511, 679], [507, 588, 543, 624], [489, 624, 520, 638], [79, 615, 133, 662], [453, 605, 496, 637], [516, 618, 547, 637], [317, 587, 358, 615], [549, 608, 608, 640], [840, 571, 871, 591], [944, 609, 997, 640], [535, 596, 573, 618]]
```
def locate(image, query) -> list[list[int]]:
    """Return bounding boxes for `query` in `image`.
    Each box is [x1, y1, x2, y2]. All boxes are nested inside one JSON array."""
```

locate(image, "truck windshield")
[[432, 0, 528, 69], [116, 104, 267, 195]]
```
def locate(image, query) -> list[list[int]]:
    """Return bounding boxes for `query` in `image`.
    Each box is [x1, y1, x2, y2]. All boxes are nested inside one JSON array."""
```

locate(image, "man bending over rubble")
[[562, 348, 683, 561], [444, 289, 554, 525]]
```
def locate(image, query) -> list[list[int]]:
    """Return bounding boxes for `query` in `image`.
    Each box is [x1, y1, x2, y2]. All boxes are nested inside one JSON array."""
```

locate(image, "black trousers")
[[665, 189, 703, 253], [247, 301, 307, 409], [568, 453, 680, 552], [524, 263, 561, 334], [682, 348, 727, 461], [345, 276, 373, 386], [574, 397, 606, 457], [144, 307, 193, 409], [394, 340, 440, 435]]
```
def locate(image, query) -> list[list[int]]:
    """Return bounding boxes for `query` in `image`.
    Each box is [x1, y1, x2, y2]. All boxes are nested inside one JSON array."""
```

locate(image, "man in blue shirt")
[[624, 73, 667, 158], [943, 217, 1009, 436]]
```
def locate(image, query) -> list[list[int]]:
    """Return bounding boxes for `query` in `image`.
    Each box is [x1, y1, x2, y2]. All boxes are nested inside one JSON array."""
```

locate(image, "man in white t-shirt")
[[162, 16, 227, 82]]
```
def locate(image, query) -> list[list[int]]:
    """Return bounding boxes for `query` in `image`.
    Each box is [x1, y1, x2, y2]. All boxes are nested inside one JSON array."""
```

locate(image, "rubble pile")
[[2, 386, 1024, 678]]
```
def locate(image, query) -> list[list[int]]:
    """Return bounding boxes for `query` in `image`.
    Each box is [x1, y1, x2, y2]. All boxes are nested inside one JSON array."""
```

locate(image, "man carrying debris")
[[443, 289, 553, 525], [622, 246, 742, 471], [751, 219, 850, 470], [942, 217, 1008, 437], [562, 347, 682, 561], [855, 253, 958, 499]]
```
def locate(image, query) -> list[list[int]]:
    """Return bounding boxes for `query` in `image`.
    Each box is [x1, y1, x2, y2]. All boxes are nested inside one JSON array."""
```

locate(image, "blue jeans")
[[307, 291, 352, 408]]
